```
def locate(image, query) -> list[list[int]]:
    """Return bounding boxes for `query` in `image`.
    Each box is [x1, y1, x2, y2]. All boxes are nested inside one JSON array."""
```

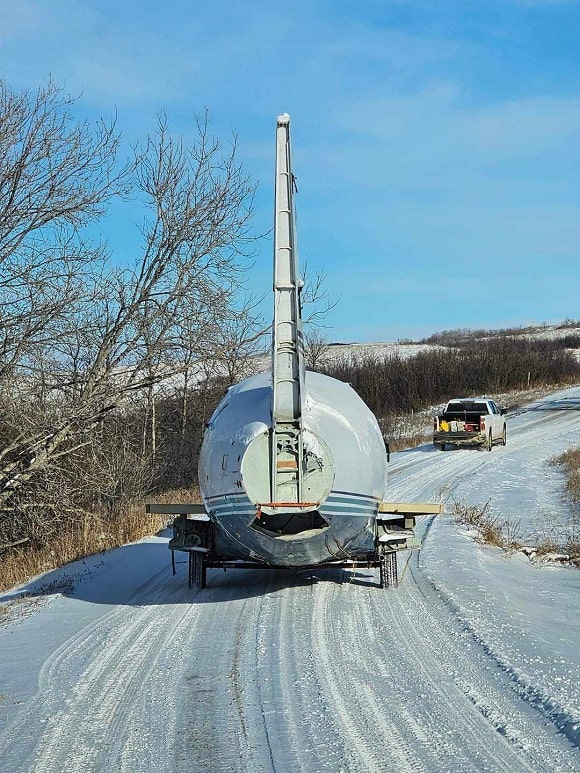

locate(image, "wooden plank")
[[169, 545, 209, 553], [378, 531, 413, 542], [379, 501, 444, 515], [146, 503, 206, 515]]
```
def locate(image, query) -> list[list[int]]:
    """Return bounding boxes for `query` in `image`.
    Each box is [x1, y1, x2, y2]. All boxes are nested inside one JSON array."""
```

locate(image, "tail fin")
[[270, 113, 306, 502]]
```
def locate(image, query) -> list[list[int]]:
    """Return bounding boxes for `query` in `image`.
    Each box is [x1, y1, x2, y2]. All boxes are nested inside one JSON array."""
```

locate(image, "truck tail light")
[[480, 418, 486, 431]]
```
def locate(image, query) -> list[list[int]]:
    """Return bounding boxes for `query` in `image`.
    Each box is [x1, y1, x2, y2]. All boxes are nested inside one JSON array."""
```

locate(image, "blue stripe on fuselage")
[[203, 490, 378, 566]]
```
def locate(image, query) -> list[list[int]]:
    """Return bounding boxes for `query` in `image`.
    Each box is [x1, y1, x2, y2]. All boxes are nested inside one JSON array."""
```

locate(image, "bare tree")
[[304, 328, 331, 371], [0, 79, 130, 382], [0, 86, 262, 534], [299, 261, 339, 329]]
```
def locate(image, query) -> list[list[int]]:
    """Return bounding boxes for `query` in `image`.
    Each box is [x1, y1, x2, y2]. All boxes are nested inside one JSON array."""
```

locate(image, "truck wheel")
[[502, 426, 507, 446], [189, 551, 205, 590], [379, 552, 398, 588], [487, 431, 493, 452]]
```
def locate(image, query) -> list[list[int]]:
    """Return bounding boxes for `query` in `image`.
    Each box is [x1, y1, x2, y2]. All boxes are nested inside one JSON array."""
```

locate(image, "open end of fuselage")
[[250, 509, 329, 539]]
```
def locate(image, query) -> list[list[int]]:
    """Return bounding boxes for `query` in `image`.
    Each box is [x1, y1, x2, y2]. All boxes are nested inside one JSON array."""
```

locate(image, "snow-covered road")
[[1, 387, 579, 772]]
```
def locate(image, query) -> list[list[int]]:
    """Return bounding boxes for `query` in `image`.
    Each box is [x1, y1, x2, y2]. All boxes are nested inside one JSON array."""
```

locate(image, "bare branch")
[[0, 88, 264, 536]]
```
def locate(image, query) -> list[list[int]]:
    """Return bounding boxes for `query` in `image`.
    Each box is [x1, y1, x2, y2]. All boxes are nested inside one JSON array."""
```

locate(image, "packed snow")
[[0, 386, 579, 772]]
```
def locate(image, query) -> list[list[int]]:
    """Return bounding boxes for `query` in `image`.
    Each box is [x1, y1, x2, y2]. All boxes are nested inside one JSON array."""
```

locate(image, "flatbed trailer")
[[146, 500, 444, 591]]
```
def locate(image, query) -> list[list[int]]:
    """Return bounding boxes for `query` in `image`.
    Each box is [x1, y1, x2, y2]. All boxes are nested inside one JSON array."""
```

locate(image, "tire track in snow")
[[173, 570, 297, 773], [258, 577, 350, 772], [375, 575, 535, 772], [3, 572, 201, 773], [410, 541, 580, 770], [336, 557, 555, 770], [310, 580, 427, 772], [417, 524, 580, 757], [316, 567, 529, 772]]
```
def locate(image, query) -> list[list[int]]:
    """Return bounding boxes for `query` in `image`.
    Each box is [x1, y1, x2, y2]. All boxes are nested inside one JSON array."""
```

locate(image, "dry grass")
[[525, 538, 580, 567], [552, 446, 580, 505], [565, 539, 580, 566], [378, 411, 430, 452], [547, 445, 580, 565], [451, 499, 579, 566], [0, 487, 201, 594], [389, 432, 432, 453], [451, 500, 522, 551]]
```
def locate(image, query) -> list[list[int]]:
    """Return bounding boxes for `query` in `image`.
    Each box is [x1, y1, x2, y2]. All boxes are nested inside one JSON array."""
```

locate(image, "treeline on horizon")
[[418, 318, 580, 347], [319, 335, 580, 418]]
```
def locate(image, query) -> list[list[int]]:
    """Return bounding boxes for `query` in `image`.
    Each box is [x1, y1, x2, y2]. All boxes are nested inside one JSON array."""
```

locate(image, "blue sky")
[[1, 0, 579, 342]]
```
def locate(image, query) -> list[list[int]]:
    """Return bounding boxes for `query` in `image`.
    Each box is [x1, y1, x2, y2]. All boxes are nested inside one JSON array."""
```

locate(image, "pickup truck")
[[433, 398, 507, 451]]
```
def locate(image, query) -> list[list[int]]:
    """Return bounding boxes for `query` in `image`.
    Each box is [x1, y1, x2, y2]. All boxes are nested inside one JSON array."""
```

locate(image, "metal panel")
[[271, 113, 305, 502]]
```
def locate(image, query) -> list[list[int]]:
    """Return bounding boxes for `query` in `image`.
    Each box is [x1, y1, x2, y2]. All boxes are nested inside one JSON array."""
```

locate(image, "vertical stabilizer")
[[270, 113, 305, 502]]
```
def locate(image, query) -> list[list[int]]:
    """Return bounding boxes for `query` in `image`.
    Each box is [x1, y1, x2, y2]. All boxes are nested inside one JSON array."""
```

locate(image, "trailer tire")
[[439, 443, 446, 451], [379, 552, 398, 588], [189, 551, 205, 590]]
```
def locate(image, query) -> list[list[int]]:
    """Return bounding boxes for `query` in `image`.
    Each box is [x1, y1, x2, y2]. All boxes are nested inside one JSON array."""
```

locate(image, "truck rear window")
[[446, 402, 488, 414]]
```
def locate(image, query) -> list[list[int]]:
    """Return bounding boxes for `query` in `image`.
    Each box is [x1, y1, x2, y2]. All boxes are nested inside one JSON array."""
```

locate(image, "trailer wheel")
[[188, 551, 205, 590], [439, 443, 446, 451], [502, 426, 507, 446], [379, 552, 398, 588]]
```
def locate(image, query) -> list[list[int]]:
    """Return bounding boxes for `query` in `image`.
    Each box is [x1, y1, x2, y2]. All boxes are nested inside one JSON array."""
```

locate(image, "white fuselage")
[[198, 370, 388, 567]]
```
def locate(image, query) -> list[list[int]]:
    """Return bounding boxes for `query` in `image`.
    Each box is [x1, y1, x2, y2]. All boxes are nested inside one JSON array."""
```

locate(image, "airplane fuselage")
[[199, 370, 388, 567]]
